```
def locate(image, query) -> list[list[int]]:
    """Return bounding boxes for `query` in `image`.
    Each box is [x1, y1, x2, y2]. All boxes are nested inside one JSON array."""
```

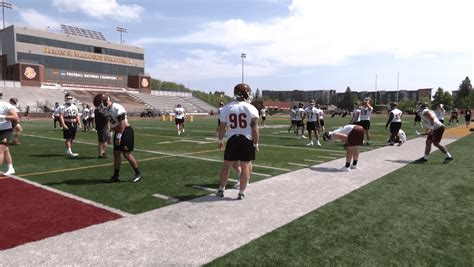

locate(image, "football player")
[[448, 108, 459, 125], [315, 104, 325, 133], [52, 102, 61, 129], [0, 99, 19, 175], [415, 103, 453, 163], [323, 124, 364, 171], [94, 106, 110, 158], [81, 104, 90, 132], [295, 102, 306, 139], [174, 104, 186, 135], [413, 102, 424, 133], [216, 83, 259, 200], [359, 97, 374, 145], [435, 104, 446, 124], [59, 93, 82, 158], [464, 107, 471, 128], [93, 93, 142, 183], [8, 98, 22, 145], [302, 99, 321, 146], [216, 102, 224, 134], [288, 105, 297, 133], [350, 101, 362, 125], [260, 106, 268, 127], [385, 102, 403, 145]]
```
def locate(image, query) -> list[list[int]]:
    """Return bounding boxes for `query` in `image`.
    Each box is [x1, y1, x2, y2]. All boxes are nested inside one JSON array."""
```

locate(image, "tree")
[[340, 86, 353, 110], [398, 99, 416, 113], [431, 87, 453, 110], [456, 76, 472, 105], [254, 88, 261, 100]]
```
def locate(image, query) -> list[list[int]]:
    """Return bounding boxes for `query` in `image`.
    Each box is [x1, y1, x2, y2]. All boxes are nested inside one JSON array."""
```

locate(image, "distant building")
[[0, 24, 150, 91]]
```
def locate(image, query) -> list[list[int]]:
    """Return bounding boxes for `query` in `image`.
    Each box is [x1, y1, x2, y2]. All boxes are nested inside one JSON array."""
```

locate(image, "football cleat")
[[350, 165, 358, 170], [215, 189, 224, 197], [415, 157, 428, 163], [237, 193, 245, 200], [340, 167, 351, 172], [4, 168, 15, 175], [132, 173, 142, 183], [443, 157, 453, 164], [67, 152, 79, 158]]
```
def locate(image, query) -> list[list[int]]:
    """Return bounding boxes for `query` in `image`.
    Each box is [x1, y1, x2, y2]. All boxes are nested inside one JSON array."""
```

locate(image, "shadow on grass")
[[309, 166, 342, 172], [44, 178, 109, 186], [29, 154, 65, 158]]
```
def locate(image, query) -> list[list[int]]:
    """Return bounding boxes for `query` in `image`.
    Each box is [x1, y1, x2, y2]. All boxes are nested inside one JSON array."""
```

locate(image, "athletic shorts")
[[113, 126, 134, 152], [224, 135, 255, 161], [359, 120, 371, 130], [0, 128, 13, 145], [63, 121, 78, 140], [347, 125, 364, 147], [291, 120, 297, 125], [466, 116, 471, 122], [217, 119, 221, 126], [295, 120, 304, 127], [306, 121, 317, 131], [390, 122, 402, 135], [319, 119, 325, 127], [175, 118, 185, 125], [427, 126, 445, 143], [262, 116, 266, 121]]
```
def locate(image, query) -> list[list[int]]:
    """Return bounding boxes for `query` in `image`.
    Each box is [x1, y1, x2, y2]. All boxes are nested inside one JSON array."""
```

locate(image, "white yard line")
[[152, 193, 179, 203], [191, 185, 216, 192], [317, 155, 338, 159], [304, 159, 324, 163], [288, 162, 308, 167]]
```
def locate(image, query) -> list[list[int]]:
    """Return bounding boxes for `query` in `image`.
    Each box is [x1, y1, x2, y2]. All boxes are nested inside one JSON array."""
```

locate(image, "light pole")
[[396, 71, 400, 102], [116, 26, 127, 44], [0, 1, 12, 29], [241, 52, 246, 84], [374, 74, 378, 106]]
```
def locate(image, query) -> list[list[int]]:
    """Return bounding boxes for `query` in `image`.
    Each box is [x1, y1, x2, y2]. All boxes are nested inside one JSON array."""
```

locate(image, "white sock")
[[445, 152, 452, 158], [67, 148, 72, 154], [239, 189, 245, 194], [423, 155, 428, 160], [218, 186, 225, 191], [7, 164, 13, 170]]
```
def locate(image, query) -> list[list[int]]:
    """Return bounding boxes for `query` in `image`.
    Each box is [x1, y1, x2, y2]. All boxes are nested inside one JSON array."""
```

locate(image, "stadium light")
[[116, 26, 127, 44], [241, 53, 246, 84], [0, 1, 12, 29]]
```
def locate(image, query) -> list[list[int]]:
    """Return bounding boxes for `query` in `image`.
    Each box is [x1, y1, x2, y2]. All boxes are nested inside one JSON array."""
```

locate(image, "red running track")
[[0, 177, 122, 250]]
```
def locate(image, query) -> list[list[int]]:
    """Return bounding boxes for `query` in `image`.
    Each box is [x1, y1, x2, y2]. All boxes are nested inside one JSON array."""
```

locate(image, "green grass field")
[[10, 114, 451, 214], [209, 133, 474, 265]]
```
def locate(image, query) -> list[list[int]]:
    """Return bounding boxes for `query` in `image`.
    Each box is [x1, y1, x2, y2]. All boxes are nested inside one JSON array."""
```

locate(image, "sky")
[[6, 0, 474, 96]]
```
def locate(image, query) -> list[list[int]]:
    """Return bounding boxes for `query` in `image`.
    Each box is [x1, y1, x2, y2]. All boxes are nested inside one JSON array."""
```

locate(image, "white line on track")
[[23, 134, 291, 172], [260, 143, 346, 154], [152, 193, 179, 203], [288, 162, 308, 167]]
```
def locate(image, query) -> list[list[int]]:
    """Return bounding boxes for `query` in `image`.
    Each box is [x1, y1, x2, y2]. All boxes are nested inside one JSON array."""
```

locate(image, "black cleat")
[[109, 176, 121, 183], [237, 193, 245, 200], [132, 173, 142, 183], [443, 157, 453, 164], [215, 190, 224, 197]]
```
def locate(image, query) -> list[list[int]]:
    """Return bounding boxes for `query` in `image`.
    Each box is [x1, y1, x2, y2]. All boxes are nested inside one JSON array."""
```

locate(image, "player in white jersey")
[[260, 106, 267, 127], [394, 129, 407, 146], [82, 104, 90, 132], [415, 103, 453, 163], [8, 98, 22, 145], [94, 93, 142, 183], [385, 102, 403, 145], [174, 104, 186, 135], [59, 93, 82, 158], [216, 83, 259, 200], [295, 102, 306, 139], [351, 101, 362, 125], [0, 100, 19, 175], [359, 97, 374, 145], [216, 102, 224, 134], [435, 104, 446, 124], [323, 124, 364, 171], [288, 105, 298, 133], [302, 100, 321, 146], [52, 102, 61, 129]]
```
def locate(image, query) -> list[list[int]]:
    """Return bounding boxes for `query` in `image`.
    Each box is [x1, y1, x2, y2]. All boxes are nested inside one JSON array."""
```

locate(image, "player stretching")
[[323, 124, 364, 171]]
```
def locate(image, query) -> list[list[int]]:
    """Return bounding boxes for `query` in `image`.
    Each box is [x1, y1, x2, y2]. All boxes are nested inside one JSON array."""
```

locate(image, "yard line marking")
[[304, 159, 324, 163], [317, 156, 338, 159], [192, 185, 216, 192], [288, 162, 308, 167], [252, 172, 272, 177], [177, 140, 213, 144], [23, 134, 290, 172], [228, 178, 238, 183], [329, 153, 344, 157], [152, 193, 179, 203], [157, 141, 173, 144]]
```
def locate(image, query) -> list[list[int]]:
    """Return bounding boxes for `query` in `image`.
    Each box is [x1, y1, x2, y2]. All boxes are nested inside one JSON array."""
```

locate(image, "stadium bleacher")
[[1, 86, 65, 112], [131, 93, 217, 114]]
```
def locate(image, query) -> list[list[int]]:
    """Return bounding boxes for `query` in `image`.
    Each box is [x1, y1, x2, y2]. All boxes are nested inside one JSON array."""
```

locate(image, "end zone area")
[[0, 176, 122, 250]]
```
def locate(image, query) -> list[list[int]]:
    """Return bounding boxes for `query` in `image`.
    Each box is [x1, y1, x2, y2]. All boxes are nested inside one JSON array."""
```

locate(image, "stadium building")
[[0, 24, 150, 91]]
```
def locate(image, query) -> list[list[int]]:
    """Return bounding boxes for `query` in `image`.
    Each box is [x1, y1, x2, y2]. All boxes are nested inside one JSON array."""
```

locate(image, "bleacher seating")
[[68, 90, 146, 114], [131, 93, 217, 114], [1, 86, 65, 112]]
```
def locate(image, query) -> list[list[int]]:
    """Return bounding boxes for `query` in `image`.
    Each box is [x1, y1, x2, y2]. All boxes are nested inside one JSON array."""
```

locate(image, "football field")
[[1, 114, 473, 264]]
